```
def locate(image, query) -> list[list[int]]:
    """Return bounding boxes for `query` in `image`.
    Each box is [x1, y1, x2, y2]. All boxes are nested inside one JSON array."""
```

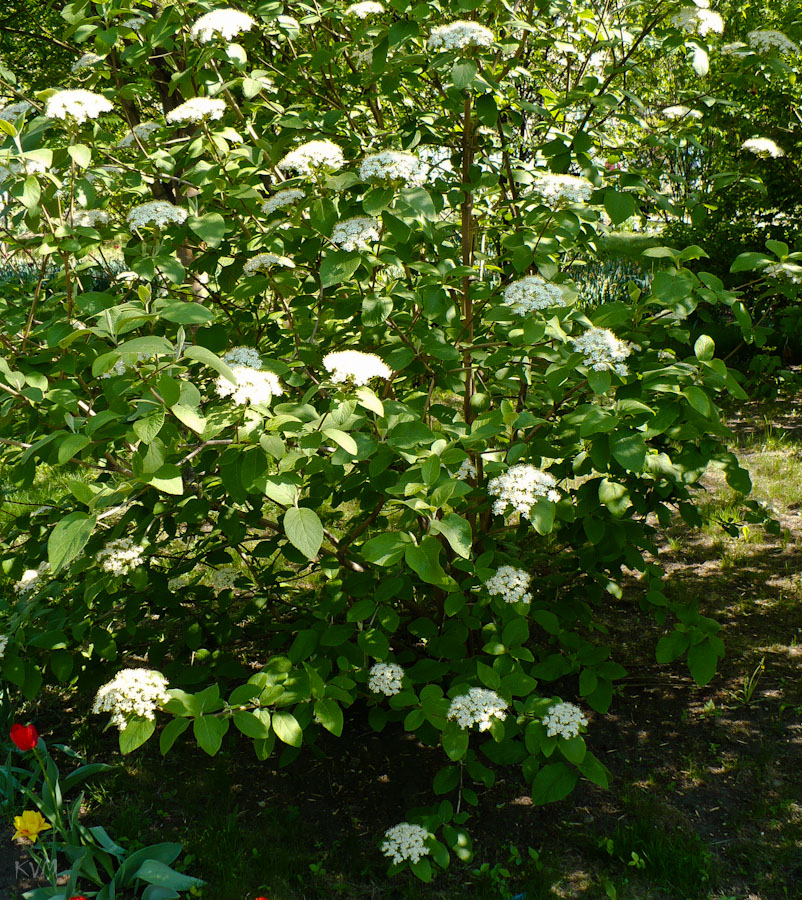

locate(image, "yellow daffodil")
[[12, 810, 51, 843]]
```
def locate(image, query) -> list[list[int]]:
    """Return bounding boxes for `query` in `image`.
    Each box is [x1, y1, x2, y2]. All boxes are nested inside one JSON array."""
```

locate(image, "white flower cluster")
[[542, 701, 588, 739], [488, 464, 560, 519], [262, 188, 304, 215], [447, 687, 508, 731], [360, 150, 426, 185], [243, 252, 294, 274], [670, 3, 724, 36], [117, 121, 161, 148], [763, 262, 802, 284], [166, 97, 226, 125], [346, 1, 384, 17], [71, 52, 103, 73], [45, 89, 113, 124], [531, 173, 595, 207], [0, 100, 32, 121], [747, 29, 799, 54], [73, 209, 110, 228], [485, 566, 532, 605], [572, 327, 631, 376], [368, 662, 404, 696], [323, 350, 391, 385], [0, 635, 7, 658], [741, 138, 784, 158], [15, 562, 49, 596], [190, 8, 256, 42], [456, 458, 476, 481], [121, 15, 146, 29], [331, 216, 381, 251], [502, 275, 565, 315], [97, 538, 145, 576], [278, 140, 344, 175], [222, 346, 262, 368], [427, 21, 495, 52], [662, 105, 702, 120], [92, 668, 170, 731], [216, 367, 283, 406], [127, 200, 188, 231], [381, 823, 431, 865]]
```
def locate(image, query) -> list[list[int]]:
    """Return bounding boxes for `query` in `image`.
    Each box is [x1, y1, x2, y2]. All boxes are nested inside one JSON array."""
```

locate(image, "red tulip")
[[68, 896, 88, 900], [10, 723, 38, 751]]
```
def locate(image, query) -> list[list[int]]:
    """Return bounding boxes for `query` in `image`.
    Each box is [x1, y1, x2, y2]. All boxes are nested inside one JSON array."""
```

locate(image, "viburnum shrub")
[[0, 0, 780, 880]]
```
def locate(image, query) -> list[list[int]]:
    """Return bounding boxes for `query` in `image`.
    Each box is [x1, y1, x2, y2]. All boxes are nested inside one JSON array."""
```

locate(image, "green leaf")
[[48, 512, 96, 574], [694, 334, 715, 361], [355, 386, 384, 416], [529, 498, 555, 535], [530, 762, 578, 805], [189, 212, 226, 248], [272, 710, 303, 747], [284, 507, 324, 559], [611, 434, 646, 472], [405, 537, 457, 589], [559, 735, 586, 765], [171, 404, 206, 435], [578, 751, 610, 788], [146, 464, 184, 496], [655, 629, 690, 663], [323, 428, 358, 456], [262, 475, 299, 506], [598, 479, 630, 517], [362, 532, 412, 566], [442, 723, 469, 761], [21, 176, 40, 210], [192, 715, 228, 756], [410, 857, 432, 882], [67, 144, 92, 168], [604, 190, 638, 224], [314, 699, 343, 737], [183, 345, 236, 384], [433, 765, 460, 795], [320, 251, 360, 288], [684, 385, 712, 417], [119, 718, 155, 755], [57, 434, 90, 465], [730, 252, 770, 273], [133, 859, 204, 890], [133, 409, 165, 444], [233, 709, 272, 739], [117, 336, 174, 356], [430, 513, 472, 559], [159, 717, 189, 755], [688, 637, 720, 686], [451, 59, 477, 89], [159, 301, 214, 324]]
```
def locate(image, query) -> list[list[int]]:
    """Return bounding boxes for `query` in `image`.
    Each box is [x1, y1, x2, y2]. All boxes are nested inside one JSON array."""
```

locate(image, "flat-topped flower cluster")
[[381, 823, 431, 864], [447, 687, 507, 731], [485, 566, 532, 604], [503, 275, 565, 315], [488, 464, 560, 520], [542, 701, 588, 739], [93, 668, 170, 730], [368, 662, 405, 696], [572, 327, 631, 375]]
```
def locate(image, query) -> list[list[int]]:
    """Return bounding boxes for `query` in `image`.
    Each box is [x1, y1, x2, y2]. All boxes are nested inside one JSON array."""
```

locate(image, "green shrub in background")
[[0, 0, 789, 880]]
